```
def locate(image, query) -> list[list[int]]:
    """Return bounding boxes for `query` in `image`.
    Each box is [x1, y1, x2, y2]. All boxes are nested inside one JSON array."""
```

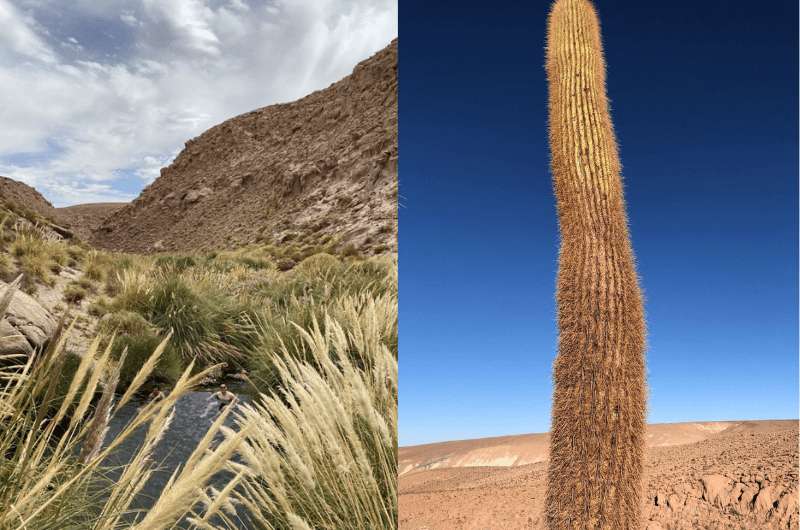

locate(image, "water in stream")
[[102, 381, 254, 527]]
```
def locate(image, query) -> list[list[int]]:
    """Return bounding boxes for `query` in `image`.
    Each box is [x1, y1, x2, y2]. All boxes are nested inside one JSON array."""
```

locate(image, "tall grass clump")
[[231, 298, 398, 529], [247, 254, 397, 390], [97, 311, 184, 389], [109, 266, 258, 367], [0, 280, 244, 529], [8, 231, 69, 290], [545, 1, 647, 527]]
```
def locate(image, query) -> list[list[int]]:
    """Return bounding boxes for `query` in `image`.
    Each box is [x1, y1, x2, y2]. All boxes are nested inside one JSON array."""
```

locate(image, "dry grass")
[[0, 225, 398, 528], [0, 279, 240, 529], [229, 296, 397, 529]]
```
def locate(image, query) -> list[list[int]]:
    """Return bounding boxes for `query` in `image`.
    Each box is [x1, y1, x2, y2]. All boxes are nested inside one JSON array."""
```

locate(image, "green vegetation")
[[0, 283, 242, 528], [235, 301, 397, 528], [63, 283, 88, 304], [0, 209, 398, 528], [77, 243, 396, 394]]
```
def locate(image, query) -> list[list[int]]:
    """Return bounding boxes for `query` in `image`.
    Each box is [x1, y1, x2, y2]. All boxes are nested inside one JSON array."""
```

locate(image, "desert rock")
[[0, 280, 57, 355], [399, 421, 799, 530]]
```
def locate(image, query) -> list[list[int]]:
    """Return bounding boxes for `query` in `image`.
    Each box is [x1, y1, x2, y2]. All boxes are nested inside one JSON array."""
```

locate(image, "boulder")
[[701, 474, 733, 508], [774, 490, 798, 526], [667, 493, 684, 511], [738, 484, 759, 512], [0, 279, 57, 356], [183, 187, 213, 204], [0, 319, 33, 356], [753, 485, 775, 513]]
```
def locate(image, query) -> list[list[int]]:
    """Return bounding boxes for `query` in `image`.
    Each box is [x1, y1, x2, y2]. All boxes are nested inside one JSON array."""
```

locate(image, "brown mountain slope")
[[92, 40, 397, 255], [0, 176, 126, 241], [57, 203, 126, 241], [0, 176, 61, 222]]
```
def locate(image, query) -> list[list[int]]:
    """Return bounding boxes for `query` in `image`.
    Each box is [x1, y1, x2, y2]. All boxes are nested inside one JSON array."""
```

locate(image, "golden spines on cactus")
[[544, 0, 647, 529]]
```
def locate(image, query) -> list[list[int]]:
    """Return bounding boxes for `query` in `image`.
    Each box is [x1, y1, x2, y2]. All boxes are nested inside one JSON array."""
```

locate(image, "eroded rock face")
[[646, 427, 799, 530], [701, 474, 733, 507], [0, 280, 58, 356], [90, 40, 397, 256]]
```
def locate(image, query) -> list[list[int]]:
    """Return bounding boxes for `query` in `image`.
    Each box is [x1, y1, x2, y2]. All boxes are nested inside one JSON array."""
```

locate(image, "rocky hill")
[[0, 176, 124, 241], [91, 40, 397, 255], [0, 176, 62, 222], [57, 203, 126, 241]]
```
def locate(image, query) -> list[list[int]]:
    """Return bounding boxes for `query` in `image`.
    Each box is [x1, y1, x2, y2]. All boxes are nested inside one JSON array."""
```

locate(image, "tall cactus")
[[544, 0, 647, 528]]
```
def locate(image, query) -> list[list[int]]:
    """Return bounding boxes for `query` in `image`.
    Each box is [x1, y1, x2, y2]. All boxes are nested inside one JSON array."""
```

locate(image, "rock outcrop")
[[91, 40, 397, 255], [0, 176, 60, 222], [398, 421, 799, 530], [0, 279, 58, 356], [645, 427, 798, 529]]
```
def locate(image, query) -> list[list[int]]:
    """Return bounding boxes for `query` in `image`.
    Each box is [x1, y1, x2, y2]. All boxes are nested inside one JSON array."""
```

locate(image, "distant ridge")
[[399, 419, 798, 475]]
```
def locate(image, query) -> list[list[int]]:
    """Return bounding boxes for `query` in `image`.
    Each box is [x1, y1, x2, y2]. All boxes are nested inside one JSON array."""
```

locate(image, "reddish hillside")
[[92, 40, 397, 255]]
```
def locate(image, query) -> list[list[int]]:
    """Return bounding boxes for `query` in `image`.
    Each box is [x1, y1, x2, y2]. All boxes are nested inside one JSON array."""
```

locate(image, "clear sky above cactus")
[[399, 0, 797, 446]]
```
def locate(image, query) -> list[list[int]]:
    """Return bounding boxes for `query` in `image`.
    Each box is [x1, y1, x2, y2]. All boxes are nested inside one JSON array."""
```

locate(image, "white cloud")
[[0, 0, 397, 206], [0, 0, 56, 63]]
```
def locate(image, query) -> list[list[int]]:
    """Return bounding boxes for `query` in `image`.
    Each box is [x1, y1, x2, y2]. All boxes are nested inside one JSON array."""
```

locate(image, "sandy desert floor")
[[399, 420, 798, 530]]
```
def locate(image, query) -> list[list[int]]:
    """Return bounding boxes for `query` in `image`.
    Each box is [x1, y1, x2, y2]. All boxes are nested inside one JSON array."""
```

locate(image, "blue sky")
[[399, 0, 798, 446], [0, 0, 396, 206]]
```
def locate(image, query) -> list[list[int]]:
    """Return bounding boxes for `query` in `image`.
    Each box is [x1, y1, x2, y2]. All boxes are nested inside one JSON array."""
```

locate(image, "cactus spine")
[[544, 1, 647, 528]]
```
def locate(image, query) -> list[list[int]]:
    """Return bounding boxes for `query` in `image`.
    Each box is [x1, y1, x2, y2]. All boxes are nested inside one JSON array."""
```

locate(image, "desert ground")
[[399, 420, 798, 530]]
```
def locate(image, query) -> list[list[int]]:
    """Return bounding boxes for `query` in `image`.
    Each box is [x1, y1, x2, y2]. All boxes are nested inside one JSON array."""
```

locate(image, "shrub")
[[73, 276, 96, 292], [66, 245, 86, 267], [10, 234, 38, 258], [97, 310, 154, 337], [84, 250, 110, 282], [48, 244, 68, 268], [10, 233, 68, 282], [109, 269, 152, 313], [205, 247, 275, 272], [235, 305, 397, 529], [63, 284, 87, 304], [111, 332, 183, 388], [19, 253, 53, 287], [157, 274, 254, 363], [111, 270, 257, 365], [87, 297, 111, 318], [154, 254, 197, 272], [294, 252, 342, 276]]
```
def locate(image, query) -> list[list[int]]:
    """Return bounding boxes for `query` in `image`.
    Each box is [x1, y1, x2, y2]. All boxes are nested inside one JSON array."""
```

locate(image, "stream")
[[101, 381, 255, 527]]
